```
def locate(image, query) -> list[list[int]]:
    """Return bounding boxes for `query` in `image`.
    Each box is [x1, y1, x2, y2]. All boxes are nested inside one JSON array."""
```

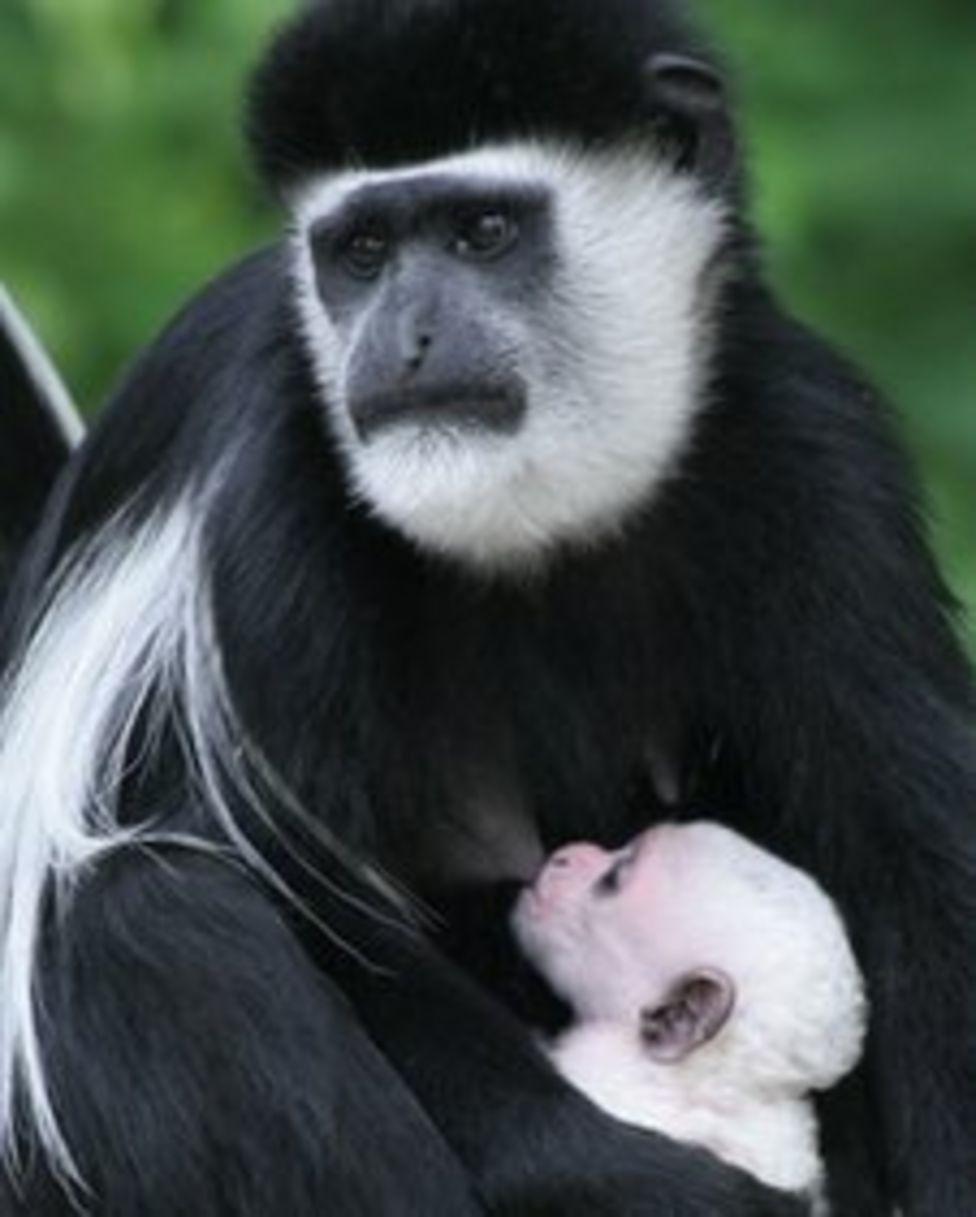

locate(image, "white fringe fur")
[[0, 491, 408, 1189], [0, 501, 208, 1183]]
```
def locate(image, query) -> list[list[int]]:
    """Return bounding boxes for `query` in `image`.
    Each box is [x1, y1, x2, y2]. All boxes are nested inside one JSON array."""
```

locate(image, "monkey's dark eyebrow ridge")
[[314, 175, 552, 238]]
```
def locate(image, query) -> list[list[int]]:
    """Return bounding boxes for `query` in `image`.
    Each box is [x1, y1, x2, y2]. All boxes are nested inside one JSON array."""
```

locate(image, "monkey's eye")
[[451, 209, 519, 260], [337, 227, 391, 279]]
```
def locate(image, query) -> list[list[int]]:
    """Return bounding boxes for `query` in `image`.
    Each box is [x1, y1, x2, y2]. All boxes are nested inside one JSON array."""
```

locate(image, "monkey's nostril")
[[405, 331, 433, 373]]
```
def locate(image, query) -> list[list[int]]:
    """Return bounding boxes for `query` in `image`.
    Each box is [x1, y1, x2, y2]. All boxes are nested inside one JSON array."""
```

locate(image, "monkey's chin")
[[344, 418, 655, 575], [346, 424, 565, 572]]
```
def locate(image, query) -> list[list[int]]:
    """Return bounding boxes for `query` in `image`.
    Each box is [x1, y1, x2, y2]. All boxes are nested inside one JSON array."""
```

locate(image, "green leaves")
[[0, 0, 289, 411]]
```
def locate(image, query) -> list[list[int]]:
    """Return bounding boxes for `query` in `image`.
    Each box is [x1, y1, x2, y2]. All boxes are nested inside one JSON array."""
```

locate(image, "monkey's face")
[[293, 142, 727, 572]]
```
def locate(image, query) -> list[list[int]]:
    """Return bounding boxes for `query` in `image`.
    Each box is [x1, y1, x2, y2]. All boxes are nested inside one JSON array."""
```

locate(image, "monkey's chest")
[[401, 680, 684, 884], [386, 585, 692, 881]]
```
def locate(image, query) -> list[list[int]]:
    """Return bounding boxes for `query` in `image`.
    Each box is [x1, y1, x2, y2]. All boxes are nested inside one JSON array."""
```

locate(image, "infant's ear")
[[640, 969, 735, 1064]]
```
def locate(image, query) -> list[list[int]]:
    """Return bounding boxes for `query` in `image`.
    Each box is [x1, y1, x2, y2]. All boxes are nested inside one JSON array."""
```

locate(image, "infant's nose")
[[525, 842, 612, 911], [532, 843, 611, 905]]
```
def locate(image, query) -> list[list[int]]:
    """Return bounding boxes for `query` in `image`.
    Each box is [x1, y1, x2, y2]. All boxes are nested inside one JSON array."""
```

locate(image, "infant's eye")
[[594, 847, 635, 897], [595, 863, 622, 895], [451, 209, 519, 260]]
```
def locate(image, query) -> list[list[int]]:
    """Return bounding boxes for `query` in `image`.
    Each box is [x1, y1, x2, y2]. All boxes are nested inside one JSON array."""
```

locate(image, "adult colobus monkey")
[[1, 0, 973, 1213]]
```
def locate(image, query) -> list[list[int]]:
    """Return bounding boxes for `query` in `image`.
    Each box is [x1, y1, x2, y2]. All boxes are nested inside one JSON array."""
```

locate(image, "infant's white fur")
[[512, 822, 868, 1211]]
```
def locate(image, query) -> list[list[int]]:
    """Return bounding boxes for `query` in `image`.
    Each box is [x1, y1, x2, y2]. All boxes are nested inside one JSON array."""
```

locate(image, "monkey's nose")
[[403, 329, 433, 374]]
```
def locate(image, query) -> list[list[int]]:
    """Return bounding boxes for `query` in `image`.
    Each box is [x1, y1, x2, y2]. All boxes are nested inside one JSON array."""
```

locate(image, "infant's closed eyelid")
[[594, 845, 637, 896], [594, 864, 622, 895]]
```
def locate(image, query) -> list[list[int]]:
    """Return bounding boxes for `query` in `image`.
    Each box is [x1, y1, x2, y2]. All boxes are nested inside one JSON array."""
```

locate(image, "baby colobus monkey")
[[513, 823, 868, 1213]]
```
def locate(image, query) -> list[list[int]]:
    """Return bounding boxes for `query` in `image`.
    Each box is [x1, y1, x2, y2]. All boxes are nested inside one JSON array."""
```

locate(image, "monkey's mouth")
[[350, 383, 526, 442]]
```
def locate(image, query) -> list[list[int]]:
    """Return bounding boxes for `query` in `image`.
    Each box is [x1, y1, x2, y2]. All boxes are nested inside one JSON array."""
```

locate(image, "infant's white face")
[[512, 822, 867, 1086], [514, 823, 782, 1018]]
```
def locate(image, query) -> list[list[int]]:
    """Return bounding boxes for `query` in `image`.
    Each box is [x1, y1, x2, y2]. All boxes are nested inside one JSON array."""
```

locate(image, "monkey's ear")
[[644, 54, 737, 190], [640, 969, 735, 1063]]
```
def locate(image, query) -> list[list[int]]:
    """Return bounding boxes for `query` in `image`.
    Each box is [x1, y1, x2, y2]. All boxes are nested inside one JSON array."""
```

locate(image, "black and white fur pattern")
[[0, 0, 974, 1213], [292, 143, 726, 569], [0, 506, 200, 1180], [0, 135, 725, 1183]]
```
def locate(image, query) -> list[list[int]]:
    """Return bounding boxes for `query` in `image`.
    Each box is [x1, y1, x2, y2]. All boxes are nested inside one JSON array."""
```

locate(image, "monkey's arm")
[[733, 631, 976, 1217], [308, 900, 807, 1217], [692, 302, 976, 1216], [8, 849, 483, 1217]]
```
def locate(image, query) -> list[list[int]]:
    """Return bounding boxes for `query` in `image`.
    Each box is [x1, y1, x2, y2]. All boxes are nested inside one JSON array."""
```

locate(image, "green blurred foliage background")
[[1, 0, 973, 642]]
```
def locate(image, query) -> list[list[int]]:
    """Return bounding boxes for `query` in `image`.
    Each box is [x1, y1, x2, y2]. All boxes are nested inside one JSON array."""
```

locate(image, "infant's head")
[[512, 822, 866, 1092]]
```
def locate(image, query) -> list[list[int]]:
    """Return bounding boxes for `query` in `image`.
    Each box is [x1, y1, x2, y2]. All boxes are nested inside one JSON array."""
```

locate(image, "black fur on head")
[[248, 0, 715, 194]]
